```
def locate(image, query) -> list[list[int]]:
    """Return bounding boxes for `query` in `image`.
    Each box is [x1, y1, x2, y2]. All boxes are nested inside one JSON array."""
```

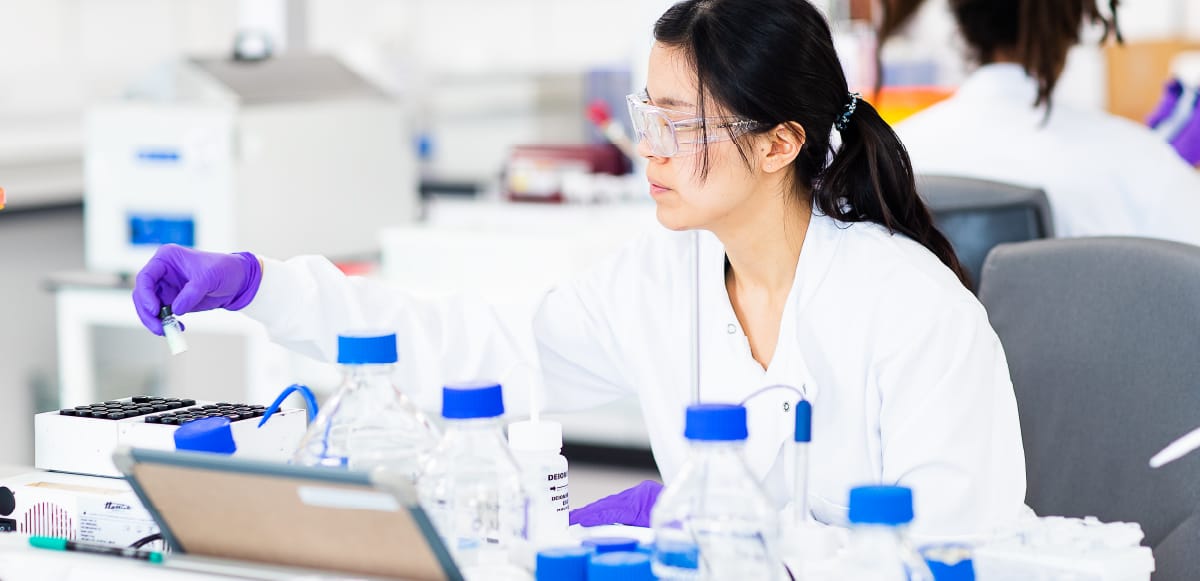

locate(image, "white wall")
[[0, 0, 652, 116]]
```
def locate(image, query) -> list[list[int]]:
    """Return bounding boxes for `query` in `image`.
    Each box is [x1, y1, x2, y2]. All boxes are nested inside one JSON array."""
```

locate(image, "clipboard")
[[113, 446, 463, 581]]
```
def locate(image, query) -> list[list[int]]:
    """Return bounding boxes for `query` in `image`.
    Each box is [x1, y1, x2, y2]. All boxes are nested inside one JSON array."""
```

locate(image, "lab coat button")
[[783, 402, 790, 412], [727, 323, 737, 334]]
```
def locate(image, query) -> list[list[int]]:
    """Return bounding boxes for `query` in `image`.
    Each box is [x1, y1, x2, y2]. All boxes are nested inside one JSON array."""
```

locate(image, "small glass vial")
[[159, 306, 188, 355]]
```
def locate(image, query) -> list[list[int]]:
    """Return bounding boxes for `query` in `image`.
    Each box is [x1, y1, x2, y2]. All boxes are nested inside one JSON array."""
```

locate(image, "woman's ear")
[[761, 121, 806, 174]]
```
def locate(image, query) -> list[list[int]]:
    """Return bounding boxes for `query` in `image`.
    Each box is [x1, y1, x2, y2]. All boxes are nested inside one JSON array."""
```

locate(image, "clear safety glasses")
[[626, 90, 763, 158]]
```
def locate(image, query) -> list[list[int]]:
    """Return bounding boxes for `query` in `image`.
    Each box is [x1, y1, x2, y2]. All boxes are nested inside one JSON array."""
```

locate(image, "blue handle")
[[258, 384, 319, 428]]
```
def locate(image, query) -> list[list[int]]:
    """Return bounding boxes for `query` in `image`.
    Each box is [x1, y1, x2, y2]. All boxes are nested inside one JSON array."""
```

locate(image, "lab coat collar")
[[955, 63, 1038, 105]]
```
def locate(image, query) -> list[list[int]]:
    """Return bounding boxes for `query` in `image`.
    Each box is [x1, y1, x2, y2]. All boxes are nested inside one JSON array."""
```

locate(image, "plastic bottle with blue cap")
[[535, 546, 590, 581], [838, 485, 935, 581], [650, 403, 783, 580], [589, 551, 656, 581], [291, 332, 439, 481], [416, 381, 530, 570]]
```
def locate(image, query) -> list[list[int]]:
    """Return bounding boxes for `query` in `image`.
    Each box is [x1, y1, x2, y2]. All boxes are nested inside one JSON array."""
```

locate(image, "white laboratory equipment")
[[417, 382, 530, 570], [973, 515, 1155, 581], [0, 468, 158, 547], [650, 403, 782, 580], [508, 419, 570, 545], [292, 333, 440, 480], [34, 396, 307, 478], [84, 54, 418, 274], [835, 486, 935, 581]]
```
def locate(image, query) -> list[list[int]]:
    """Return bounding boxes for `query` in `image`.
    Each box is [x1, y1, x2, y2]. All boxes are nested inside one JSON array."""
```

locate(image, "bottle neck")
[[849, 523, 908, 548], [340, 363, 394, 378], [687, 439, 747, 455], [444, 417, 502, 431]]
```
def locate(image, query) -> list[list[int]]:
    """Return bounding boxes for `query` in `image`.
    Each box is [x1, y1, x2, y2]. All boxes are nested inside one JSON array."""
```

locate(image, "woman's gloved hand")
[[569, 480, 663, 528], [132, 244, 263, 335], [1170, 99, 1200, 166], [1147, 79, 1183, 129]]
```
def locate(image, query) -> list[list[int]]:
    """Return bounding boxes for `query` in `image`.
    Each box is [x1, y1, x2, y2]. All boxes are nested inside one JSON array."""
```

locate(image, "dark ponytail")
[[817, 99, 967, 286], [655, 0, 970, 287]]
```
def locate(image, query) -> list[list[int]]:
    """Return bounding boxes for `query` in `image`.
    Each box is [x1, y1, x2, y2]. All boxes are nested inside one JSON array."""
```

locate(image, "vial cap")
[[508, 420, 563, 451], [535, 546, 590, 581], [581, 537, 639, 554], [684, 404, 748, 441], [442, 382, 504, 419], [848, 485, 915, 526], [173, 417, 237, 455], [337, 333, 398, 364], [587, 552, 653, 581], [794, 400, 812, 443]]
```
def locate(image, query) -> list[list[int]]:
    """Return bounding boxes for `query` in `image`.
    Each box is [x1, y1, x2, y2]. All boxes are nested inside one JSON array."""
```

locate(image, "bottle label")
[[546, 470, 569, 513]]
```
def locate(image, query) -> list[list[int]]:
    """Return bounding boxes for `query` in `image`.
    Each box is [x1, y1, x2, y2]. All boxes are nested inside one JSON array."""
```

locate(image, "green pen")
[[29, 535, 164, 563]]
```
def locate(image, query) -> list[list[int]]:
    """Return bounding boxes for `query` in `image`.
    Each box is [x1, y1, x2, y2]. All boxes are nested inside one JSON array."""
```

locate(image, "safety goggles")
[[626, 90, 763, 158]]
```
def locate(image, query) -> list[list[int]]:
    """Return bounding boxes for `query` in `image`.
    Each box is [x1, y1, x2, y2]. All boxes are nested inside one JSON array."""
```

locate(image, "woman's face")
[[640, 43, 774, 232]]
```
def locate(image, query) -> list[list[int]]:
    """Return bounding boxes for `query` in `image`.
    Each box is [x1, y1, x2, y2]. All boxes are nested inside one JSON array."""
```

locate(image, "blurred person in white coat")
[[132, 0, 1026, 541], [883, 0, 1200, 245]]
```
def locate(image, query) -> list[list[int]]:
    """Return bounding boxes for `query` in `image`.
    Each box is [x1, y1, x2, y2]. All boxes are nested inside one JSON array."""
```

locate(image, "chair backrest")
[[918, 175, 1053, 289], [979, 237, 1200, 581]]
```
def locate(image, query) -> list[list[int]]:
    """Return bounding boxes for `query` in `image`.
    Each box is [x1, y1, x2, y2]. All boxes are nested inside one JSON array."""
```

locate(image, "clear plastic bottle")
[[292, 333, 440, 482], [651, 403, 783, 580], [507, 419, 570, 546], [838, 486, 936, 581], [417, 382, 530, 569]]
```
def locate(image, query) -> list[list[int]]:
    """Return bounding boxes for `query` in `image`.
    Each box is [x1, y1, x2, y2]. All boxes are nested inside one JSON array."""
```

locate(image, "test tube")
[[160, 306, 188, 355], [790, 400, 812, 527]]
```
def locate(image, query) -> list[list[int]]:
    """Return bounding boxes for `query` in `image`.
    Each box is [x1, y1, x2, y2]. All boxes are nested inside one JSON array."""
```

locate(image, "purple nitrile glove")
[[1147, 79, 1184, 129], [1169, 96, 1200, 166], [132, 244, 263, 335], [569, 480, 663, 528]]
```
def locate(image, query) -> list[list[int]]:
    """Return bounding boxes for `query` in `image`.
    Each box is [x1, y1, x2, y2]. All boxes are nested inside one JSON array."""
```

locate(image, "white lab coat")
[[240, 210, 1026, 541], [897, 63, 1200, 245]]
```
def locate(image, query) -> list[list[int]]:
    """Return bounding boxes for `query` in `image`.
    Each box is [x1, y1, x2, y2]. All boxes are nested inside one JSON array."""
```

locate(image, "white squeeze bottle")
[[508, 419, 570, 545]]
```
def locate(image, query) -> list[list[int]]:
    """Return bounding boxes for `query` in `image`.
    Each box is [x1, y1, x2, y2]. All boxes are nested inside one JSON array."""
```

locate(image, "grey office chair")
[[918, 175, 1053, 289], [979, 237, 1200, 581]]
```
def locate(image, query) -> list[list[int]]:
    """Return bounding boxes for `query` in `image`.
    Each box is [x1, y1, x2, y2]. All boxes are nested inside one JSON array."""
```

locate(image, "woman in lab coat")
[[133, 0, 1025, 541], [882, 0, 1200, 244]]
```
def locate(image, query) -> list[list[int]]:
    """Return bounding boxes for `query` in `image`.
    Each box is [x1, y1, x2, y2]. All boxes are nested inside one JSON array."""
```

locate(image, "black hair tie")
[[835, 92, 861, 131]]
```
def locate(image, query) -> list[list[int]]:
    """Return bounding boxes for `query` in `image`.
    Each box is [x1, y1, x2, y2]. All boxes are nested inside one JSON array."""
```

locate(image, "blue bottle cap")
[[173, 417, 237, 455], [536, 546, 590, 580], [848, 485, 915, 526], [582, 537, 640, 554], [794, 400, 812, 443], [587, 551, 653, 581], [441, 382, 505, 419], [654, 542, 700, 569], [684, 403, 748, 441], [921, 544, 975, 581], [336, 333, 398, 365]]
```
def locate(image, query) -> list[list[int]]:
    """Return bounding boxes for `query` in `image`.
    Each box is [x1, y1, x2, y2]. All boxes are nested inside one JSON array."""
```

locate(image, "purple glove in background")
[[1147, 79, 1183, 129], [132, 244, 263, 335], [1169, 96, 1200, 166], [569, 480, 663, 528]]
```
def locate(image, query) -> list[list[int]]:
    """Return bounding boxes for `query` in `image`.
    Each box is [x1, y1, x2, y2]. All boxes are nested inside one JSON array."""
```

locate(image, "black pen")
[[29, 535, 163, 563]]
